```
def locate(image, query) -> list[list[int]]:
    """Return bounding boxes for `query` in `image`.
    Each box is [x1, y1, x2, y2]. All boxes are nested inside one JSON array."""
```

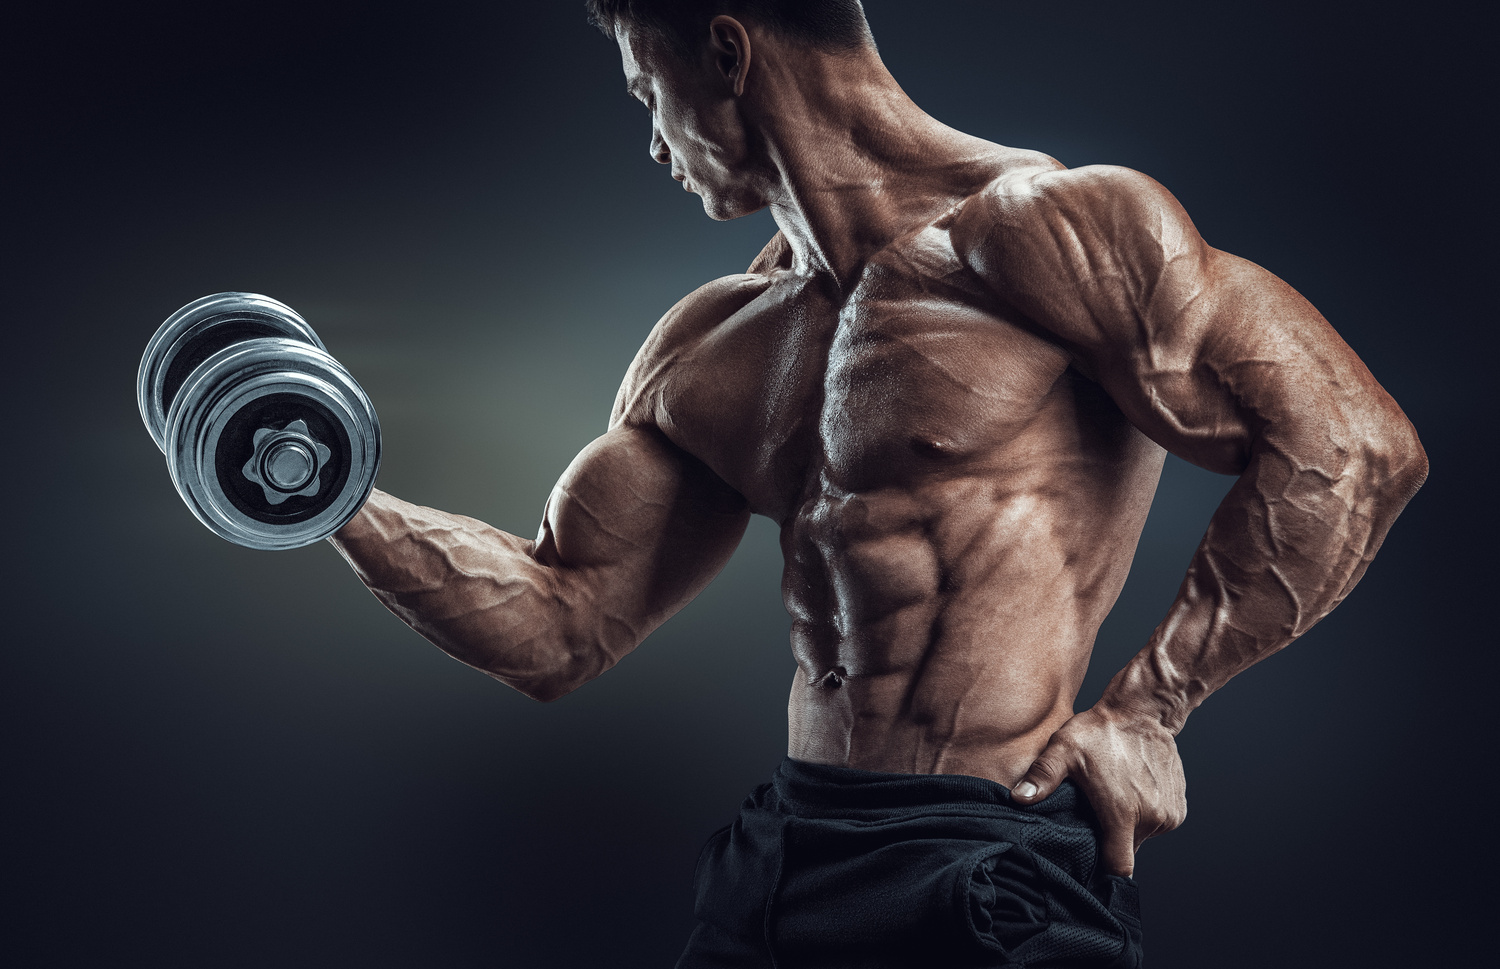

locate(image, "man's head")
[[589, 1, 876, 220], [585, 1, 872, 60]]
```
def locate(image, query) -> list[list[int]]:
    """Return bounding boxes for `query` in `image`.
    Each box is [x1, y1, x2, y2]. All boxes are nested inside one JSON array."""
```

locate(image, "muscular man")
[[331, 2, 1427, 965]]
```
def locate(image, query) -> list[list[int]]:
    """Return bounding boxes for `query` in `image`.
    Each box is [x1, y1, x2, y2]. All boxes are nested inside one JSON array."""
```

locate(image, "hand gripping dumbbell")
[[137, 293, 381, 550]]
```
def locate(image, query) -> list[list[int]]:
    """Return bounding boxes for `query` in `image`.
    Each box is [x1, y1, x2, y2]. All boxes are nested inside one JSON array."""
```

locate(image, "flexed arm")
[[955, 165, 1428, 872], [332, 425, 748, 701], [330, 277, 768, 701]]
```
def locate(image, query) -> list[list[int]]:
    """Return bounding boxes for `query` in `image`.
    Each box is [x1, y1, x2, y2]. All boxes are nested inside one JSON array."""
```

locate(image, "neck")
[[742, 46, 983, 288]]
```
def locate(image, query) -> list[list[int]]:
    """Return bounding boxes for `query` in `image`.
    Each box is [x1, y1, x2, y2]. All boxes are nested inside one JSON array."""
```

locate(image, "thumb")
[[1011, 749, 1068, 804]]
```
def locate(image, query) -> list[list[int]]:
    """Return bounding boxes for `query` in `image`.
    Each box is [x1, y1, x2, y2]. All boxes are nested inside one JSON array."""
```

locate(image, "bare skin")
[[331, 16, 1428, 877]]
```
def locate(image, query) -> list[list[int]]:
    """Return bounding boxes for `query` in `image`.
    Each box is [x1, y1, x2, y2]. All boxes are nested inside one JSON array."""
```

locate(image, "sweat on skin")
[[330, 9, 1427, 882]]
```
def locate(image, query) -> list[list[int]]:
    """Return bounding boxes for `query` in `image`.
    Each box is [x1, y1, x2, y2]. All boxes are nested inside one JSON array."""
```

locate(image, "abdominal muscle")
[[781, 474, 1141, 788]]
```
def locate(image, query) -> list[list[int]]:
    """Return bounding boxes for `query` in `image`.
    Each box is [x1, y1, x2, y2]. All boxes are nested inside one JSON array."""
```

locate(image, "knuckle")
[[1028, 758, 1063, 781], [1144, 810, 1176, 834]]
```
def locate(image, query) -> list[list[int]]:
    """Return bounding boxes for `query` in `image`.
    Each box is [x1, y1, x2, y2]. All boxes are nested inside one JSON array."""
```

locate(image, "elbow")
[[515, 611, 645, 702], [491, 640, 612, 704], [489, 663, 583, 704], [1398, 435, 1429, 502], [464, 590, 639, 704], [1363, 410, 1428, 506], [518, 678, 576, 704], [521, 659, 598, 703]]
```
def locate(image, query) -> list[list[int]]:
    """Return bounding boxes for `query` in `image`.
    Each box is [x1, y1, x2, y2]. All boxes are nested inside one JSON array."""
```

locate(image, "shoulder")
[[955, 164, 1184, 233], [950, 164, 1212, 353], [610, 271, 776, 428], [952, 164, 1208, 289]]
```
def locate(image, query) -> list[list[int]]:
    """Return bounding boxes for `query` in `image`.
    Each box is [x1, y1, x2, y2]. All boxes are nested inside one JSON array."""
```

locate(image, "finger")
[[1099, 819, 1136, 877], [1011, 750, 1068, 803]]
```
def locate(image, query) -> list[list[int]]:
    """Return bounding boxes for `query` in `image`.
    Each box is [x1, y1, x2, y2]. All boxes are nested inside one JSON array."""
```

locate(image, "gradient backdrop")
[[4, 1, 1494, 966]]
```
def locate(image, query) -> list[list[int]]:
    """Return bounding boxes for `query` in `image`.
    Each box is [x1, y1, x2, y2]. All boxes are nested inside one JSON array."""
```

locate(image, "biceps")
[[534, 425, 749, 629]]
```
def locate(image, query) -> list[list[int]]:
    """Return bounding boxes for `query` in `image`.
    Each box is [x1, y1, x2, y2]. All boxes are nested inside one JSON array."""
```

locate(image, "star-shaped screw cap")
[[242, 419, 333, 505]]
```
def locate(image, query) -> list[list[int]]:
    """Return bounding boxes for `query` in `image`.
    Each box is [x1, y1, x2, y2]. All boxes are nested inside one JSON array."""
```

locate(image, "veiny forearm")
[[329, 489, 604, 701], [1101, 413, 1428, 733]]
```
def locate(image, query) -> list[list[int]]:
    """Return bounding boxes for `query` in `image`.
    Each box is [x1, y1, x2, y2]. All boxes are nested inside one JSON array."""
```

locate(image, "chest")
[[657, 232, 1074, 519]]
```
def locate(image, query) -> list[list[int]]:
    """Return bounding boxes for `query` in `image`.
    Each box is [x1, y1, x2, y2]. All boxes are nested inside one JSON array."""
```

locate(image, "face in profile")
[[616, 22, 770, 221]]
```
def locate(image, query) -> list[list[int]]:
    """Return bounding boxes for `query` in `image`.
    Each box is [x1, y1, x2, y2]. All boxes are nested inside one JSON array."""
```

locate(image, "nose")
[[650, 125, 670, 165]]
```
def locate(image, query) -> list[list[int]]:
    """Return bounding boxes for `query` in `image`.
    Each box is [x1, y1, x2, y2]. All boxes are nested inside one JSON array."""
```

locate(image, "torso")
[[620, 151, 1166, 786]]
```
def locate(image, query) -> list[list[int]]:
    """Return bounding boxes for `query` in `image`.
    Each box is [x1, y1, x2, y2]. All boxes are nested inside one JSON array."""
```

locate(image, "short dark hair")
[[585, 0, 873, 58]]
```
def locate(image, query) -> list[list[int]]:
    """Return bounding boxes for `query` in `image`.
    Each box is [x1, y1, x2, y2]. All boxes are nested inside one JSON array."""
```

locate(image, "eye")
[[627, 82, 655, 113]]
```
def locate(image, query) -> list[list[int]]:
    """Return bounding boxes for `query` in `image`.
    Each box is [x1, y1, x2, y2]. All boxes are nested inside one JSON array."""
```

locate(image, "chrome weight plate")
[[165, 337, 381, 550], [138, 293, 325, 453]]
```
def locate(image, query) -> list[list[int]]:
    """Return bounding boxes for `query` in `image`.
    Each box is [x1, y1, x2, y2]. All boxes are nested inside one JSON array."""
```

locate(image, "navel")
[[817, 666, 849, 689], [913, 436, 958, 457]]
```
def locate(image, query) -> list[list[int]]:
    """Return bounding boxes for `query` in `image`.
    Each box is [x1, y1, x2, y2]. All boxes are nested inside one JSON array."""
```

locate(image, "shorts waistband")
[[768, 756, 1094, 825]]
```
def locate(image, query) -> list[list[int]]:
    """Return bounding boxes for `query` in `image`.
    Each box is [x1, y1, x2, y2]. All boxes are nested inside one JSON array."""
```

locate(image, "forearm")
[[329, 489, 601, 701], [1101, 417, 1428, 733]]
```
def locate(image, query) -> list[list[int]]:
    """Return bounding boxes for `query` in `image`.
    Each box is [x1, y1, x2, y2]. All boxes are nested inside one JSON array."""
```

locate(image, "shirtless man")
[[330, 1, 1427, 965]]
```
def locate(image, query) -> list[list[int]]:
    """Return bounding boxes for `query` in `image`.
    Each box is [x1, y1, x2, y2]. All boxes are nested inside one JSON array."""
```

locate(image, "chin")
[[699, 185, 767, 222]]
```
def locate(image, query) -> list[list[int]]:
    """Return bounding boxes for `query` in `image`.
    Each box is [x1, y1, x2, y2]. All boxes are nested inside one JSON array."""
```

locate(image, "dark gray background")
[[4, 1, 1493, 966]]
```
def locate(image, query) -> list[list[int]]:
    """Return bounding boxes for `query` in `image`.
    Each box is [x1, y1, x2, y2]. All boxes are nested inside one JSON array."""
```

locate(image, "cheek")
[[656, 97, 733, 160], [691, 105, 746, 168], [653, 105, 695, 157]]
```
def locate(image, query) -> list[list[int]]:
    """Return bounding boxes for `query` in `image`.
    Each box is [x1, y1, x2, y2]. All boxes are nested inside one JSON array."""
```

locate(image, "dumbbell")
[[137, 292, 381, 550]]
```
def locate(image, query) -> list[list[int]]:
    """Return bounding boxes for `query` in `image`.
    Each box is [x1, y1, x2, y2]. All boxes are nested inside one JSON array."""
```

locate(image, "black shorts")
[[677, 758, 1144, 969]]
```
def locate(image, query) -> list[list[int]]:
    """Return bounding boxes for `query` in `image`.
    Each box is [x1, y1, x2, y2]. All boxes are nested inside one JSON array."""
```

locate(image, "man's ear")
[[707, 15, 752, 96]]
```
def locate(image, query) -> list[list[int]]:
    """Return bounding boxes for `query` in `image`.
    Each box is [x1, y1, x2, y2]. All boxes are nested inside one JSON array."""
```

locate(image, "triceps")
[[1096, 252, 1427, 726], [1103, 365, 1425, 731]]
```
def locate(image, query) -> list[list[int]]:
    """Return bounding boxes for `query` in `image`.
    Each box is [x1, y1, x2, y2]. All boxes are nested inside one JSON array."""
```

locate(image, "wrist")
[[329, 488, 390, 545], [1096, 652, 1204, 737]]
